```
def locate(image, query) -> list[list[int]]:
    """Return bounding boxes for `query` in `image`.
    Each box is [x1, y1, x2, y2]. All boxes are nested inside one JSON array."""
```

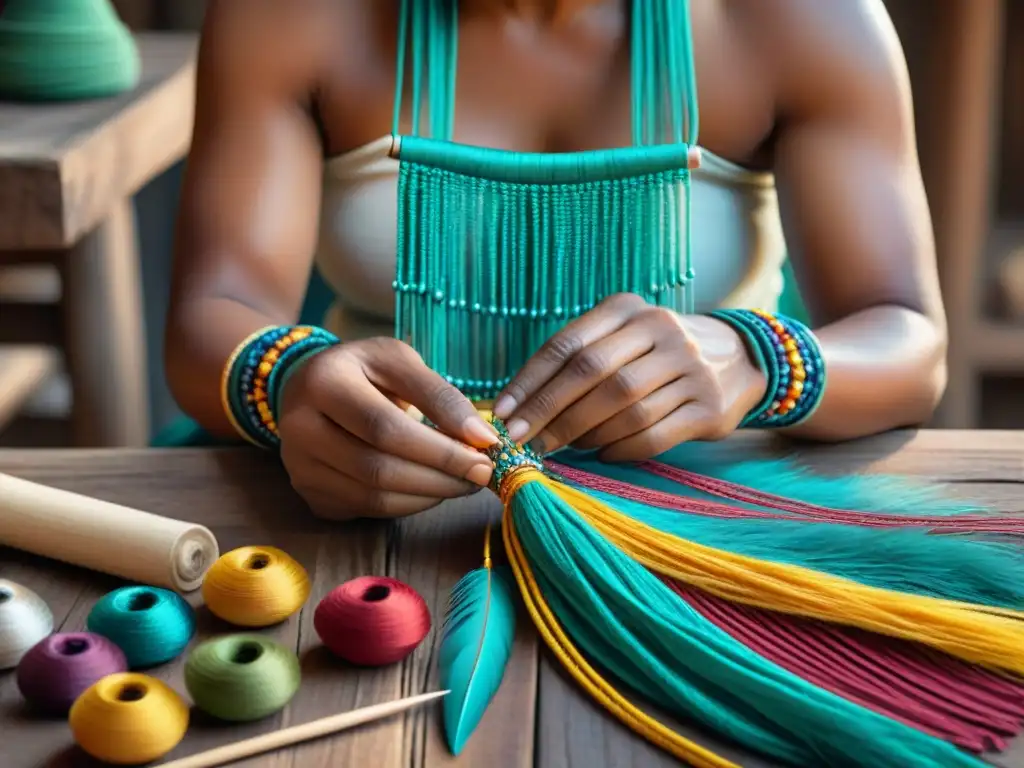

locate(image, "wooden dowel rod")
[[158, 690, 449, 768], [387, 134, 703, 170]]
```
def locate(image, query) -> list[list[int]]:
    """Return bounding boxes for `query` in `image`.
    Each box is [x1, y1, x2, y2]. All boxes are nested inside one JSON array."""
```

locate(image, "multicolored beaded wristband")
[[220, 325, 340, 449], [708, 308, 826, 429]]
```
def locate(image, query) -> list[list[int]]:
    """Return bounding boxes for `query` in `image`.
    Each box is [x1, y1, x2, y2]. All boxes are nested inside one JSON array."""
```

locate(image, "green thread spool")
[[0, 0, 140, 102], [184, 635, 301, 722]]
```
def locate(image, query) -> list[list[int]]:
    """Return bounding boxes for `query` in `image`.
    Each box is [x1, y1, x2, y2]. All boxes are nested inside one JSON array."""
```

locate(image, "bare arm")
[[764, 0, 947, 441], [165, 0, 327, 438]]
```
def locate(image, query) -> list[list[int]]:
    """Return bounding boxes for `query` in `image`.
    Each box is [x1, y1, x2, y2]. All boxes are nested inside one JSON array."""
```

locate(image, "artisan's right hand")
[[276, 337, 500, 520]]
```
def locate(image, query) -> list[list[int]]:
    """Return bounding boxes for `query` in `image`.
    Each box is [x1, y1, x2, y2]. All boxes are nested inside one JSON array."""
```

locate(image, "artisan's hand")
[[493, 293, 768, 461], [276, 338, 499, 520]]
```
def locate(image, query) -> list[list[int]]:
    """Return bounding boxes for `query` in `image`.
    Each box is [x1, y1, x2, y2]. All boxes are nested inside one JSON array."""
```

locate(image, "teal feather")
[[438, 563, 517, 755]]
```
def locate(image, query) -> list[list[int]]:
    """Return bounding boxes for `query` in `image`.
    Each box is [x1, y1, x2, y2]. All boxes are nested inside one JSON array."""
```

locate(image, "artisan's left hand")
[[492, 293, 769, 461]]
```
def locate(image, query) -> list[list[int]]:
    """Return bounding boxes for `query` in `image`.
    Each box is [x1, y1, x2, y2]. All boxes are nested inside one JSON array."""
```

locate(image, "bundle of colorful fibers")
[[435, 418, 1024, 766]]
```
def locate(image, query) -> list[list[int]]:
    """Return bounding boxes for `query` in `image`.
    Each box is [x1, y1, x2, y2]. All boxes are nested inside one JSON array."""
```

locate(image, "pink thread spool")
[[314, 576, 431, 666]]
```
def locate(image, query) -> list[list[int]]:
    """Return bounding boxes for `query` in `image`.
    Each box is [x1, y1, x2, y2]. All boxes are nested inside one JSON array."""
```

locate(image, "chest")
[[315, 1, 776, 169]]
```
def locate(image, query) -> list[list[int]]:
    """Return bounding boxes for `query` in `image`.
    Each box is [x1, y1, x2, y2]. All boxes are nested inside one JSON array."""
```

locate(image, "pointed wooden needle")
[[158, 690, 449, 768]]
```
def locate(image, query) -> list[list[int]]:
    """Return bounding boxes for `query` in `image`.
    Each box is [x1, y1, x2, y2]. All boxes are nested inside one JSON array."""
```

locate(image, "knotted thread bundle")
[[459, 418, 1024, 767]]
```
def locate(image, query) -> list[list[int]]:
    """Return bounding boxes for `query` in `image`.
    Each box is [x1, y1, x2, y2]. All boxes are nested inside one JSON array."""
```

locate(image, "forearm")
[[778, 304, 947, 442], [164, 294, 290, 440]]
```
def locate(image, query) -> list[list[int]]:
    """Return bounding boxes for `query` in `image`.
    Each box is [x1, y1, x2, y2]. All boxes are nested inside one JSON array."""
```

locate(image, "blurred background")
[[0, 0, 1021, 449]]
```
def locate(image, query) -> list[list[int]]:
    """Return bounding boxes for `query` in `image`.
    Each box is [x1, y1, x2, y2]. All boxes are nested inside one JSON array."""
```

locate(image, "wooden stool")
[[0, 34, 197, 447]]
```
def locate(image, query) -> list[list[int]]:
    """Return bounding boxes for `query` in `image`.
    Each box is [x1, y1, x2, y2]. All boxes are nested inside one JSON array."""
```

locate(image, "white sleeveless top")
[[312, 136, 787, 341]]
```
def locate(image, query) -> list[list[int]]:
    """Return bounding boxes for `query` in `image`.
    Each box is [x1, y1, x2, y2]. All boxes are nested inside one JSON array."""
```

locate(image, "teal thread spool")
[[184, 635, 301, 722], [86, 586, 195, 669], [0, 0, 140, 102]]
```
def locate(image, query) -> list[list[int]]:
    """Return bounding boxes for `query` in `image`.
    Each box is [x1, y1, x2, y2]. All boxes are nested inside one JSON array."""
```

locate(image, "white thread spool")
[[0, 579, 54, 669]]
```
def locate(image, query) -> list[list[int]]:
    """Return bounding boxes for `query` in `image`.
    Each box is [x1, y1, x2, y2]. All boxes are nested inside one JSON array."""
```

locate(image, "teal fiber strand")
[[86, 586, 195, 669], [580, 488, 1024, 610], [438, 565, 517, 755], [0, 0, 140, 102], [184, 635, 301, 722], [510, 482, 986, 768]]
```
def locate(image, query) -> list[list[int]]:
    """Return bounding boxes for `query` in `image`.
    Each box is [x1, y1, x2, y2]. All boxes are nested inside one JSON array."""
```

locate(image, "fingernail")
[[493, 395, 516, 419], [528, 437, 548, 455], [466, 463, 493, 487], [506, 418, 529, 442], [464, 417, 501, 448]]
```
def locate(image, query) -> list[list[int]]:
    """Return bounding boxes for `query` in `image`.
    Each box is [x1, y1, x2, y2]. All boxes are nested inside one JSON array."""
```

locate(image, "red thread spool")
[[313, 576, 430, 666]]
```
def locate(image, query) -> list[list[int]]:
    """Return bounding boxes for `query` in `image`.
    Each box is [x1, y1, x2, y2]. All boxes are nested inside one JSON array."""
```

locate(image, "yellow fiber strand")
[[501, 503, 739, 768], [538, 475, 1024, 674]]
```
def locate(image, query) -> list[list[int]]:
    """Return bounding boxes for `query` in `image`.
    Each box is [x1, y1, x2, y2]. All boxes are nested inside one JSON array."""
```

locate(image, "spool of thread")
[[86, 586, 195, 669], [69, 672, 189, 765], [16, 632, 128, 713], [0, 0, 141, 102], [314, 576, 431, 666], [202, 546, 310, 628], [0, 579, 54, 670], [184, 634, 301, 722]]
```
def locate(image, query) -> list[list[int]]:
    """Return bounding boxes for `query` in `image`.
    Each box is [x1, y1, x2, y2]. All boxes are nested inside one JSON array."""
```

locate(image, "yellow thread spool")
[[69, 672, 189, 765], [202, 546, 310, 627]]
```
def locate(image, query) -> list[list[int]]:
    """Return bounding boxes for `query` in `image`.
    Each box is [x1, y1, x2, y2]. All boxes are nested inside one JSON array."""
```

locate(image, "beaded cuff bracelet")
[[709, 308, 826, 429], [221, 325, 340, 449]]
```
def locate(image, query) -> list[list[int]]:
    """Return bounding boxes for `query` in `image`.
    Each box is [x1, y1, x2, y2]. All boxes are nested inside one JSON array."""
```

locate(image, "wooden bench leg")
[[60, 199, 150, 447]]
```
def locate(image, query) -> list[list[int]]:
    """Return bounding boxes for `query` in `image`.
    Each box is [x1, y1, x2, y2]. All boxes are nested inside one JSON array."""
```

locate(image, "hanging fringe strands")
[[440, 417, 1024, 767], [390, 0, 701, 402]]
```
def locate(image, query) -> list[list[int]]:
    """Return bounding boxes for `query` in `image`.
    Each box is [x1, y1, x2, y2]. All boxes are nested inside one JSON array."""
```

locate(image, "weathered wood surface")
[[0, 430, 1022, 767], [0, 33, 197, 251]]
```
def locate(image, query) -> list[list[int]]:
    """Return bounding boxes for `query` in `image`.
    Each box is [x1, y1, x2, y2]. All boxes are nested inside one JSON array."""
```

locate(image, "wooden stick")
[[387, 133, 703, 171], [159, 690, 449, 768]]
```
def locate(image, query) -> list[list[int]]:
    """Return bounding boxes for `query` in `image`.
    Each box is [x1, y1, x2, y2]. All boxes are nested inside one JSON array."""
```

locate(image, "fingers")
[[493, 294, 647, 423], [598, 400, 716, 463], [300, 468, 446, 521], [504, 324, 656, 445], [364, 340, 499, 450], [303, 410, 490, 495], [572, 375, 702, 450], [311, 351, 495, 484], [531, 354, 689, 454]]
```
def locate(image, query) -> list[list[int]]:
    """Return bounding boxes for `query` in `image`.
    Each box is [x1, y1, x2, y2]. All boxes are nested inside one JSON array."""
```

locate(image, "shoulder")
[[197, 0, 372, 100], [737, 0, 913, 132]]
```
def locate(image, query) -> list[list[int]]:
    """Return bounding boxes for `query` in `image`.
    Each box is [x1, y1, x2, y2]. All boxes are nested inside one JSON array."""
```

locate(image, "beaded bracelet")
[[220, 325, 340, 449], [708, 308, 826, 429]]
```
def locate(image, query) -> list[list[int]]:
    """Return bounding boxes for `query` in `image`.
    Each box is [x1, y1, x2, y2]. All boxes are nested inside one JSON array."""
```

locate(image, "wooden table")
[[1, 431, 1023, 767], [0, 33, 197, 447]]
